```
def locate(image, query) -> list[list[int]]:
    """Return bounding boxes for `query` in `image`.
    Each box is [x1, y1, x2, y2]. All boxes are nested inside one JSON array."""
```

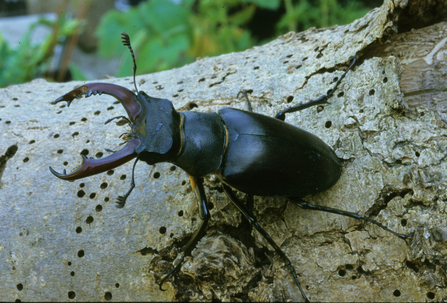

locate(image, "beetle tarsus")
[[115, 158, 139, 208], [105, 115, 133, 126]]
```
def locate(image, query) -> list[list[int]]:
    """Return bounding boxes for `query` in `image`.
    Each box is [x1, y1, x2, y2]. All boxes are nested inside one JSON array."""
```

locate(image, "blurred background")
[[0, 0, 380, 88]]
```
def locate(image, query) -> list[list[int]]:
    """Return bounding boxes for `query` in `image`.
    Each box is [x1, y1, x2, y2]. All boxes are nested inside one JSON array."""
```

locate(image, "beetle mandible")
[[50, 33, 412, 302]]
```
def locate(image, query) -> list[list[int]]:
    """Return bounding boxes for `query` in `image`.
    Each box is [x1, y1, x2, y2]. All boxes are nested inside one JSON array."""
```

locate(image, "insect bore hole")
[[286, 96, 294, 103], [393, 289, 401, 297], [85, 216, 94, 224], [76, 227, 82, 234], [427, 292, 435, 299], [153, 172, 160, 178], [68, 291, 76, 299], [159, 226, 167, 234], [325, 121, 332, 128], [105, 292, 112, 301]]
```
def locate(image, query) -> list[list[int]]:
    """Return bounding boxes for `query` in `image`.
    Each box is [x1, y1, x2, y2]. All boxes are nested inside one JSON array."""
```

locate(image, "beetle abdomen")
[[218, 108, 341, 197]]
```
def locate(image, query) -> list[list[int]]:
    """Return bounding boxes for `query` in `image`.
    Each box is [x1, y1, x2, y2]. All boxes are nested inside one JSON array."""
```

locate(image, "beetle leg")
[[158, 176, 210, 289], [275, 56, 357, 121], [222, 184, 310, 303], [115, 157, 139, 208], [237, 89, 253, 112], [288, 197, 413, 240]]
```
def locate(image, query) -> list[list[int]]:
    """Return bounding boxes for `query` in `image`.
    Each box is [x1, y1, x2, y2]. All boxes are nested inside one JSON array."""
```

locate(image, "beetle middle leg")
[[288, 197, 413, 240], [237, 90, 253, 112], [222, 184, 309, 302], [276, 56, 357, 121], [158, 176, 211, 289]]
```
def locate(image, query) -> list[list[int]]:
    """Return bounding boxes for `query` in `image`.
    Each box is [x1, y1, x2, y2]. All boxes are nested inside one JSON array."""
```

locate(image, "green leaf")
[[247, 0, 281, 10]]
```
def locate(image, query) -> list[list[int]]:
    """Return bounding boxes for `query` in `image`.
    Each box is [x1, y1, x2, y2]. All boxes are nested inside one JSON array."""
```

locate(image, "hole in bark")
[[76, 227, 82, 234], [77, 190, 85, 198], [85, 216, 94, 224], [68, 291, 76, 299], [105, 291, 112, 301], [77, 250, 84, 258]]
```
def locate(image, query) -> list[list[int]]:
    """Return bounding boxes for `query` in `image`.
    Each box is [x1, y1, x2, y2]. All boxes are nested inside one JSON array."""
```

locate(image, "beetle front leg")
[[115, 158, 139, 208], [158, 176, 210, 289], [222, 185, 310, 302]]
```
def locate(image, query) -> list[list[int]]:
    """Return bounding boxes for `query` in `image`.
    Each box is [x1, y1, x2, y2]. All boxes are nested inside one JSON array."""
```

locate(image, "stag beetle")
[[50, 33, 412, 302]]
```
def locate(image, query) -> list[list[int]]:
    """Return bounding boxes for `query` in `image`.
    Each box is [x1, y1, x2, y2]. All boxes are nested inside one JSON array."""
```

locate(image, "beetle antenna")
[[121, 32, 139, 93]]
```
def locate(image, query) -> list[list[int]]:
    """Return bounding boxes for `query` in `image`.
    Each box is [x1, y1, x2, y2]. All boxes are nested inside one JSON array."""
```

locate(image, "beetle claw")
[[115, 196, 126, 208]]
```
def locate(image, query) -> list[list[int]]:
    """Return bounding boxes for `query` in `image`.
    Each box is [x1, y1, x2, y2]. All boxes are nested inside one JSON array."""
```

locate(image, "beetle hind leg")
[[288, 197, 413, 240]]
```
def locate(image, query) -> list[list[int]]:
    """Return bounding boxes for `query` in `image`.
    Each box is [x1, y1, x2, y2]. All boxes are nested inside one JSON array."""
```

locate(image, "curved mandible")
[[49, 138, 141, 180], [53, 83, 141, 123]]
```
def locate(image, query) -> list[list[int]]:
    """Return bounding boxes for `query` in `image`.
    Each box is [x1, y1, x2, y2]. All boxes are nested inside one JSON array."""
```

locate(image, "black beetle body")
[[50, 33, 412, 302]]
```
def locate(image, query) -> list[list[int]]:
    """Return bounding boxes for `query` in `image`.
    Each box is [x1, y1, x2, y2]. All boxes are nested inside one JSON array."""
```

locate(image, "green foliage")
[[277, 0, 370, 33], [96, 0, 370, 77], [0, 14, 83, 88]]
